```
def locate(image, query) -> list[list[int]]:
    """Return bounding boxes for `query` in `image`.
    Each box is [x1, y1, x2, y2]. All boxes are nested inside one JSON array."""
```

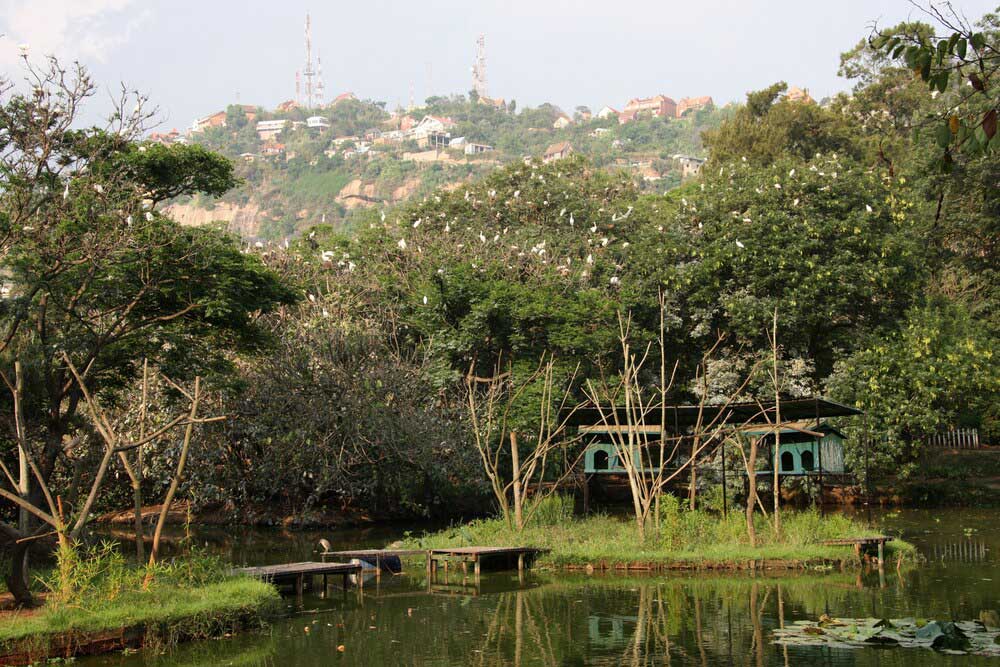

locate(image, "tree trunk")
[[746, 436, 758, 547], [131, 481, 145, 561], [4, 538, 33, 607], [147, 378, 200, 576], [510, 431, 523, 532], [772, 309, 782, 537], [688, 436, 698, 510]]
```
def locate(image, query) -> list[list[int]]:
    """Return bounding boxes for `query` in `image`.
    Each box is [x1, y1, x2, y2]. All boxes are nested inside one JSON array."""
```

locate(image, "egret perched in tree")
[[735, 239, 745, 249]]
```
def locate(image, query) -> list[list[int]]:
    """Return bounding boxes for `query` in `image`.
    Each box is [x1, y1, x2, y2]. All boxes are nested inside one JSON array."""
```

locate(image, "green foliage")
[[829, 299, 999, 473], [870, 7, 999, 167], [403, 509, 914, 567], [703, 85, 861, 166], [677, 154, 926, 376], [527, 494, 575, 527]]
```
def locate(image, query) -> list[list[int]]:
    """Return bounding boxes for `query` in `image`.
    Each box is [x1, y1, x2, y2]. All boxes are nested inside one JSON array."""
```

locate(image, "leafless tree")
[[465, 356, 583, 532]]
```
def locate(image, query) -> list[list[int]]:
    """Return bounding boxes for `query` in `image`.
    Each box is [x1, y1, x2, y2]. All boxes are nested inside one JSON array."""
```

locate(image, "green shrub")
[[528, 494, 575, 527]]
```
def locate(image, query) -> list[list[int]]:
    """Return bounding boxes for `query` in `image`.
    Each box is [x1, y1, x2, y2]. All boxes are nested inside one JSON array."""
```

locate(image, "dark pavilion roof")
[[565, 397, 861, 430]]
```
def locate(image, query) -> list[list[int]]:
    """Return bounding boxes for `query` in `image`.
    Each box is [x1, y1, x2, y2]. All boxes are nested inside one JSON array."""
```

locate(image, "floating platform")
[[233, 561, 362, 595], [427, 546, 548, 577], [317, 545, 428, 576], [821, 536, 894, 562]]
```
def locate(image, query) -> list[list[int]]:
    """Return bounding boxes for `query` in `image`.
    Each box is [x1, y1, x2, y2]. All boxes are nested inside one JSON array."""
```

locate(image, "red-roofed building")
[[332, 92, 357, 105], [191, 111, 227, 133], [543, 141, 573, 163], [276, 99, 300, 112], [262, 142, 286, 157], [675, 96, 714, 117], [149, 128, 181, 144], [784, 86, 815, 104], [622, 95, 677, 120]]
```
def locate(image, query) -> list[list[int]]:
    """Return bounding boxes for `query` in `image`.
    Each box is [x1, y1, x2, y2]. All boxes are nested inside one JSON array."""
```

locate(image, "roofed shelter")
[[570, 397, 864, 513]]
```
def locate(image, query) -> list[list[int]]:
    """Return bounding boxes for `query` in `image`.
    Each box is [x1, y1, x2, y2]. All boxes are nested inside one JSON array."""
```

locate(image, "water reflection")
[[79, 509, 1000, 666]]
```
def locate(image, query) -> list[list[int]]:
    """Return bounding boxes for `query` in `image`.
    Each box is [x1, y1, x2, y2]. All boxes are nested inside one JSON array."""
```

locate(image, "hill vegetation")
[[178, 95, 725, 238]]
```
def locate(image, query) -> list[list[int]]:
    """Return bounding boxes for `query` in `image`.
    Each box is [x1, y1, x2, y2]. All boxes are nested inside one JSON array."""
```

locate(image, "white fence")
[[925, 427, 981, 449]]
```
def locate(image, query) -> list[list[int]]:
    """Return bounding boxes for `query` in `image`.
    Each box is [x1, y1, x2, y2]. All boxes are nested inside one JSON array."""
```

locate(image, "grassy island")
[[402, 505, 916, 570], [0, 551, 280, 666]]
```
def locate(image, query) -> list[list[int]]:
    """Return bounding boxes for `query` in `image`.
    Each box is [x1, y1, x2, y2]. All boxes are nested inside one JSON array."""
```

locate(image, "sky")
[[1, 0, 997, 131]]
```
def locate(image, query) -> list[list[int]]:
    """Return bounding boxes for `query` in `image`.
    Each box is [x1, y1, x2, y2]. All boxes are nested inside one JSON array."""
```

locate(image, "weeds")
[[402, 507, 916, 568]]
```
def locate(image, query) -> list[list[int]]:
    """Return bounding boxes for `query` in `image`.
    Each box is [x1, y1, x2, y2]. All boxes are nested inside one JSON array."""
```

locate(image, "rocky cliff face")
[[164, 201, 263, 238]]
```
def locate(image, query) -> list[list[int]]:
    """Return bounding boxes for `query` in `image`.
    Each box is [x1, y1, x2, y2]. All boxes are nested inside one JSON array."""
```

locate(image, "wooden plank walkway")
[[319, 549, 427, 577], [821, 536, 894, 562], [234, 561, 362, 595], [427, 547, 547, 577]]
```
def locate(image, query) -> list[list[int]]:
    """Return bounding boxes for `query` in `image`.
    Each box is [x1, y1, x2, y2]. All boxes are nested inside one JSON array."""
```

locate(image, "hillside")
[[164, 95, 729, 239]]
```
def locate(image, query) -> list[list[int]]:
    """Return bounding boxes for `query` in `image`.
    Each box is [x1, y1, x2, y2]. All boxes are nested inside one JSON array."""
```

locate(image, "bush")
[[528, 494, 575, 527]]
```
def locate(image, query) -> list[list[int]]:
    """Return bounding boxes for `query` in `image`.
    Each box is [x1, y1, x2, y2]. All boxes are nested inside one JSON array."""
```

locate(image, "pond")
[[80, 508, 999, 666]]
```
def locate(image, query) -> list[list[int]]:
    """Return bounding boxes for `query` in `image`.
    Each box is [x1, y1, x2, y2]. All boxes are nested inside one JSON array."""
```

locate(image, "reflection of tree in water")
[[470, 576, 860, 666]]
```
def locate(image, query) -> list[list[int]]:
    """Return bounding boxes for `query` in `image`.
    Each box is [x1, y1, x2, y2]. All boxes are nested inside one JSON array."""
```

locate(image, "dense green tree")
[[673, 154, 927, 377], [829, 299, 999, 474], [0, 60, 296, 602], [702, 83, 861, 166]]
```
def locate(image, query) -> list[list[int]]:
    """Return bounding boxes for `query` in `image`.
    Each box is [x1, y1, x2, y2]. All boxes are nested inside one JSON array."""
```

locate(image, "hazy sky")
[[1, 0, 996, 131]]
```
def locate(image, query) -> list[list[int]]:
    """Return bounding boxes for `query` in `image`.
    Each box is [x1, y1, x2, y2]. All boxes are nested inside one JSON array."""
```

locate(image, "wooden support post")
[[295, 574, 304, 598], [877, 540, 884, 567], [474, 556, 480, 579], [518, 552, 525, 573]]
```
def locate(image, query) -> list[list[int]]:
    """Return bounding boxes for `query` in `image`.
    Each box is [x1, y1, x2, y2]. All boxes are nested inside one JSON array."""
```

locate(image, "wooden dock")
[[821, 536, 894, 563], [427, 547, 547, 577], [233, 561, 362, 595], [319, 548, 427, 576]]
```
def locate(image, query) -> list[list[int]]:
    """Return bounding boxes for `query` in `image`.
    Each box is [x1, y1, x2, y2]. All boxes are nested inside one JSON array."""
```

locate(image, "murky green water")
[[80, 509, 999, 666]]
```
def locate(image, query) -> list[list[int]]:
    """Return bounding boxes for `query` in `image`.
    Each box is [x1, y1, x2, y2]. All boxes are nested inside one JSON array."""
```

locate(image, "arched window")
[[801, 450, 815, 471], [594, 449, 610, 470], [780, 451, 795, 472]]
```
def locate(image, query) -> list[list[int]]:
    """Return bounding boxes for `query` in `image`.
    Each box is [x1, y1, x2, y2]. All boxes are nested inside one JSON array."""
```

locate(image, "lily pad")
[[773, 617, 1000, 657]]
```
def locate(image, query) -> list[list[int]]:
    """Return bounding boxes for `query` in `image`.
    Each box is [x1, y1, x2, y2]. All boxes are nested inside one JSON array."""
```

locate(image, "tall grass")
[[0, 543, 280, 648], [402, 507, 915, 568]]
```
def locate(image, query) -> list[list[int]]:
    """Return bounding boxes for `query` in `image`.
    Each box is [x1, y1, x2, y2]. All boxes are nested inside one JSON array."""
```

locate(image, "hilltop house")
[[464, 142, 493, 155], [261, 141, 286, 157], [276, 100, 300, 112], [676, 96, 714, 117], [596, 106, 619, 119], [543, 141, 573, 163], [553, 115, 572, 129], [148, 128, 182, 145], [256, 119, 289, 141], [331, 92, 357, 105], [191, 111, 227, 133], [410, 116, 456, 147], [479, 95, 506, 109], [673, 154, 706, 178], [306, 116, 331, 130], [622, 95, 677, 121], [785, 86, 815, 104]]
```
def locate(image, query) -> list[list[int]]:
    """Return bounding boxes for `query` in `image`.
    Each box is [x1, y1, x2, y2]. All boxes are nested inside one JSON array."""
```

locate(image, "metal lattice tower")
[[472, 34, 488, 99], [302, 13, 316, 107], [316, 53, 325, 105]]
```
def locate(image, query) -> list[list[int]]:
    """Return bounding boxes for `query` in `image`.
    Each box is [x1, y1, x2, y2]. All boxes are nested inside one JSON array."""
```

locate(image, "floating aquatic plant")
[[772, 615, 1000, 656]]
